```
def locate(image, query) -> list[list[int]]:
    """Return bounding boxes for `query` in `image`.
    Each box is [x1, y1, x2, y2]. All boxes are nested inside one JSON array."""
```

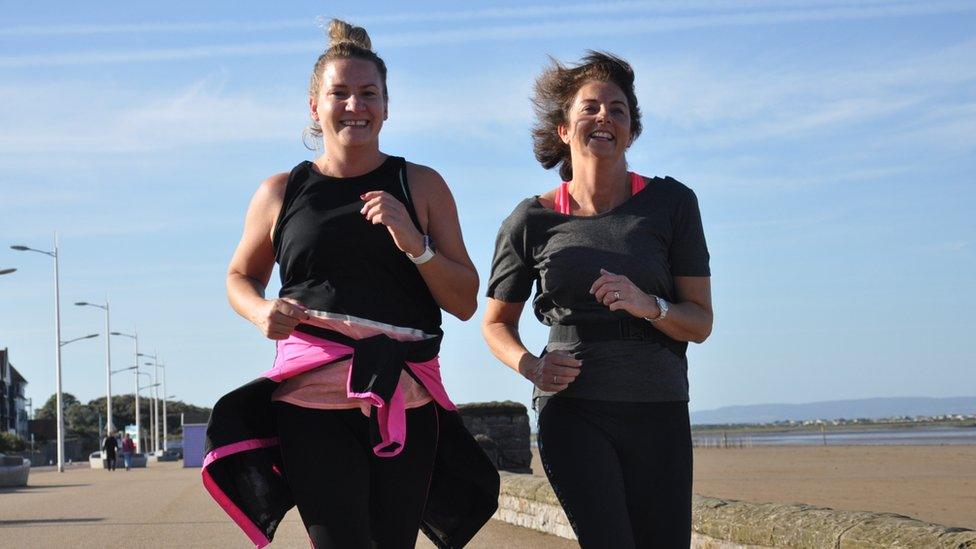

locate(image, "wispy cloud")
[[0, 19, 316, 37], [921, 241, 969, 254], [379, 1, 976, 47], [691, 164, 910, 192], [0, 40, 319, 69], [1, 0, 972, 68], [631, 36, 976, 155], [0, 0, 958, 37], [0, 75, 300, 155], [0, 187, 89, 207]]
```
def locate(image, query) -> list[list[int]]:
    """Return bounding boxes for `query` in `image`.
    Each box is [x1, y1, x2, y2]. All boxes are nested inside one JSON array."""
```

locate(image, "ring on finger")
[[613, 290, 621, 301]]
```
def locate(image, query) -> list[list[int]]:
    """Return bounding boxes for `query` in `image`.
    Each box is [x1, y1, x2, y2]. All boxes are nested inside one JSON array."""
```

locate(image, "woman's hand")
[[590, 268, 661, 319], [518, 351, 582, 392], [361, 190, 426, 257], [251, 297, 309, 340]]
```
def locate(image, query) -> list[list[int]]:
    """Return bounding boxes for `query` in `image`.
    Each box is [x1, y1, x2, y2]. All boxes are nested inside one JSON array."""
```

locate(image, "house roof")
[[10, 364, 26, 385]]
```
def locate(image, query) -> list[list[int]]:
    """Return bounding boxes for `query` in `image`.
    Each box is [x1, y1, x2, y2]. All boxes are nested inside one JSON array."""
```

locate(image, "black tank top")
[[272, 156, 441, 332]]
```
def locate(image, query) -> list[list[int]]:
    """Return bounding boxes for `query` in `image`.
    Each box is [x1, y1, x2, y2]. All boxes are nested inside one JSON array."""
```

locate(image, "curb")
[[493, 473, 976, 548]]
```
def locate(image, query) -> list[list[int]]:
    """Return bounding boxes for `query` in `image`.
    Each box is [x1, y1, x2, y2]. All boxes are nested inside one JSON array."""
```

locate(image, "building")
[[1, 348, 29, 438]]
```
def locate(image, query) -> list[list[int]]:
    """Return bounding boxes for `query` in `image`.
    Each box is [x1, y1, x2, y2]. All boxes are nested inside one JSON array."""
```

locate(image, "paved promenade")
[[1, 462, 576, 548]]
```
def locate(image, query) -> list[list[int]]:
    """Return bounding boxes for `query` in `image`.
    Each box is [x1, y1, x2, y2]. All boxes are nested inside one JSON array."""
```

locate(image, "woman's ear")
[[558, 123, 571, 145], [309, 95, 319, 122]]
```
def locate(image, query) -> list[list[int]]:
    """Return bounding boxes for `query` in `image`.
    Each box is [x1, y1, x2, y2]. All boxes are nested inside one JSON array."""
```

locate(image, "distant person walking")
[[203, 18, 498, 549], [102, 431, 118, 471], [483, 52, 713, 547], [120, 433, 135, 471]]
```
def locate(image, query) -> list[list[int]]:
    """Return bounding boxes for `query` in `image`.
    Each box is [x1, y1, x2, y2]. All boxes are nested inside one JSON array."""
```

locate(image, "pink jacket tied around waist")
[[265, 328, 456, 457]]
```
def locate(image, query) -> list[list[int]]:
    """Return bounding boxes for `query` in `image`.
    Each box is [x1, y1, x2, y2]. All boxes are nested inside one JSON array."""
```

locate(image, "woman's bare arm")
[[226, 173, 308, 339]]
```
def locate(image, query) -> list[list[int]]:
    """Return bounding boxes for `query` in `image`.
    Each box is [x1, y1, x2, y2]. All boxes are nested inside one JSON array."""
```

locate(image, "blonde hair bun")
[[328, 19, 372, 51]]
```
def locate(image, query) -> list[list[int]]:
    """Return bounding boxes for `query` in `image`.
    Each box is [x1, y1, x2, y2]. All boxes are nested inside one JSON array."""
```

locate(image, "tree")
[[34, 392, 213, 446], [35, 392, 80, 420], [86, 394, 211, 437], [35, 392, 101, 453]]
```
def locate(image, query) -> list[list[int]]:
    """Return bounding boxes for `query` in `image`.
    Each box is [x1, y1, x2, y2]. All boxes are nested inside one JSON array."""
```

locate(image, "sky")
[[1, 0, 973, 420]]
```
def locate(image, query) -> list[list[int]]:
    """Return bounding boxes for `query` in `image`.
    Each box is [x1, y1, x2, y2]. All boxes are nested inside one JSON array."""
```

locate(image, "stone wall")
[[692, 496, 976, 548], [457, 401, 532, 474], [494, 472, 576, 539], [0, 454, 29, 487], [492, 473, 976, 548]]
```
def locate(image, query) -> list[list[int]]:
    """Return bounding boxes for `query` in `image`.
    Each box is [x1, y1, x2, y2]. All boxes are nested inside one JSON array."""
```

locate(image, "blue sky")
[[1, 0, 973, 418]]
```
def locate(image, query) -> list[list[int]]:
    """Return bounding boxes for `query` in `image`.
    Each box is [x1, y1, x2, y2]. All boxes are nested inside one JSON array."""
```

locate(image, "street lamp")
[[136, 371, 156, 452], [139, 372, 159, 454], [76, 300, 113, 433], [60, 333, 98, 347], [0, 268, 16, 275], [111, 331, 141, 453], [140, 352, 159, 453], [143, 358, 167, 453], [11, 236, 66, 472], [160, 363, 169, 451]]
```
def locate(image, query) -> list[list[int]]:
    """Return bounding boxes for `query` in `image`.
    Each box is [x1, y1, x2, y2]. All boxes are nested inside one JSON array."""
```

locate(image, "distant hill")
[[690, 396, 976, 425]]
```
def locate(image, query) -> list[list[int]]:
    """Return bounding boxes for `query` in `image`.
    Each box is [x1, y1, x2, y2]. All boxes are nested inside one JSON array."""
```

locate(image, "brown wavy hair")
[[304, 19, 389, 148], [531, 51, 642, 181]]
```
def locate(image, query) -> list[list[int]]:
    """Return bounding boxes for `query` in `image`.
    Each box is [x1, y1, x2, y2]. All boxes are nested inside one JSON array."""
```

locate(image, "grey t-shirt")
[[486, 176, 710, 403]]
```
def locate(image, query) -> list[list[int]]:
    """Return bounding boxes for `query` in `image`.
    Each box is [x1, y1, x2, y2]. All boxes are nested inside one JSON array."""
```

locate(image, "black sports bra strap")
[[396, 158, 425, 234]]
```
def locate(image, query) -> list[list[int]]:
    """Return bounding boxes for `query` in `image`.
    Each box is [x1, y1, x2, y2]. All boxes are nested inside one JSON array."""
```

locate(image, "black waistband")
[[548, 319, 687, 358], [294, 324, 442, 363]]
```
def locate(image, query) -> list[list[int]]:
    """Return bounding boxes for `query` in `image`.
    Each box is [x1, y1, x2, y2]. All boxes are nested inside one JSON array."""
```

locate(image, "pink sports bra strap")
[[630, 171, 646, 195], [555, 181, 571, 214], [554, 172, 646, 215]]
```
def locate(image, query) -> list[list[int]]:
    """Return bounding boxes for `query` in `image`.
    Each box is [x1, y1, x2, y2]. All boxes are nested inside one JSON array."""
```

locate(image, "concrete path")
[[0, 462, 577, 548]]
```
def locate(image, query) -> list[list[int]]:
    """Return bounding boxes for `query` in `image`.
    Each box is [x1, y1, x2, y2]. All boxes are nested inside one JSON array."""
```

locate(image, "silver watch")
[[645, 296, 669, 322], [407, 234, 435, 265]]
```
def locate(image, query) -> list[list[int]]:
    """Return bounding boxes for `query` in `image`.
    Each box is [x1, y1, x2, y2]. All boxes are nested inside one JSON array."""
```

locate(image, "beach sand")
[[531, 445, 976, 530]]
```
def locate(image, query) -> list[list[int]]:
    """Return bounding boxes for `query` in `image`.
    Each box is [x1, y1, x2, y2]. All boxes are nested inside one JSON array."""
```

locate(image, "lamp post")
[[76, 300, 113, 433], [139, 352, 159, 454], [144, 359, 163, 454], [111, 331, 141, 453], [56, 333, 98, 466], [137, 372, 160, 454], [136, 370, 155, 454], [136, 372, 152, 450], [11, 236, 66, 472], [160, 363, 169, 451]]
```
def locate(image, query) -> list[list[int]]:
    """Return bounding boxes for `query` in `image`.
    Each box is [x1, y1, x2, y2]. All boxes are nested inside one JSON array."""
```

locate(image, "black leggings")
[[272, 401, 439, 549], [537, 397, 692, 549]]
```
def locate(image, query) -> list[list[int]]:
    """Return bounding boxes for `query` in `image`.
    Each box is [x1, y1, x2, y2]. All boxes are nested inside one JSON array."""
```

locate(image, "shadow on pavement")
[[0, 484, 91, 493], [0, 518, 104, 526]]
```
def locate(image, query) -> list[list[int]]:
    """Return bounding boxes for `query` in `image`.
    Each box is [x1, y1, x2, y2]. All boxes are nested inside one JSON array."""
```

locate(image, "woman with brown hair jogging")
[[483, 51, 713, 548]]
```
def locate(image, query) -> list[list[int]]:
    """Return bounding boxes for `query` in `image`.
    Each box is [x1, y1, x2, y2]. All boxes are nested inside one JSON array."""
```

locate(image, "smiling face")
[[558, 80, 632, 167], [310, 58, 388, 150]]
